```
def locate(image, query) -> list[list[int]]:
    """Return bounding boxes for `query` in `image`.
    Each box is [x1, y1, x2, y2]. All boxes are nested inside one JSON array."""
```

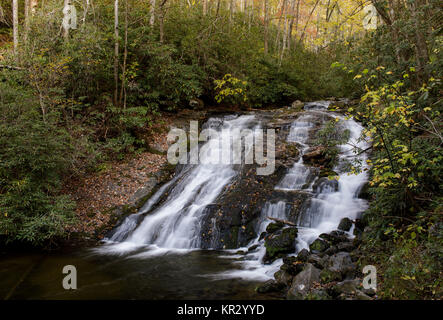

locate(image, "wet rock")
[[324, 245, 339, 256], [248, 244, 260, 252], [312, 177, 339, 194], [319, 230, 348, 245], [274, 270, 294, 287], [338, 218, 353, 232], [266, 222, 285, 234], [337, 242, 355, 253], [309, 238, 330, 253], [256, 280, 286, 294], [320, 268, 342, 283], [327, 252, 357, 278], [281, 258, 306, 276], [291, 100, 304, 111], [302, 146, 327, 165], [356, 182, 371, 200], [296, 248, 310, 262], [307, 289, 331, 300], [287, 263, 321, 300], [319, 168, 339, 178], [329, 279, 361, 297], [307, 254, 329, 269], [264, 227, 298, 263], [189, 98, 204, 110]]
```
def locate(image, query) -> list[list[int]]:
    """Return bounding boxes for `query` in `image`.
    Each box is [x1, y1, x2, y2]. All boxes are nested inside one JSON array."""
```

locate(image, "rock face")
[[287, 264, 321, 299]]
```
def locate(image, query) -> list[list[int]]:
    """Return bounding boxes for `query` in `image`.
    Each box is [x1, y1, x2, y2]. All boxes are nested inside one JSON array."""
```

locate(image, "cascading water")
[[99, 101, 369, 283], [213, 101, 370, 281], [100, 115, 258, 253], [295, 111, 370, 250]]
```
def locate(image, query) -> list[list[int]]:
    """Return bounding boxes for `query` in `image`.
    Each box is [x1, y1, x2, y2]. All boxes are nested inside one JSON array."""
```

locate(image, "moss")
[[266, 222, 284, 234]]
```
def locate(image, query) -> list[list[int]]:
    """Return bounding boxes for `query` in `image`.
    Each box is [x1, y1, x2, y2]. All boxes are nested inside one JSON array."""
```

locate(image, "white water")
[[99, 102, 370, 283], [99, 115, 257, 254], [213, 102, 370, 280]]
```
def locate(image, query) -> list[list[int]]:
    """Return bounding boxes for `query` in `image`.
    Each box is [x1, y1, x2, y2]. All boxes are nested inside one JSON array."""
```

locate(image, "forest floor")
[[62, 114, 173, 239]]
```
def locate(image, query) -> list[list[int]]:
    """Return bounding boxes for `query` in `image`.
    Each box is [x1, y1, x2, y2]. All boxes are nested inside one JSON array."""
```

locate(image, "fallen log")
[[0, 65, 25, 70], [267, 216, 297, 227]]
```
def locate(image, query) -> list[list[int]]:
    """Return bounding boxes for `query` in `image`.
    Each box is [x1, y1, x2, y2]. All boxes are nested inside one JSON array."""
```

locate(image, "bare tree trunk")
[[120, 0, 128, 108], [264, 0, 268, 54], [275, 0, 287, 49], [150, 0, 156, 26], [24, 0, 30, 43], [82, 0, 90, 26], [299, 0, 320, 45], [202, 0, 207, 15], [114, 0, 119, 106], [63, 0, 70, 39], [410, 0, 429, 82], [158, 0, 167, 43], [12, 0, 18, 57]]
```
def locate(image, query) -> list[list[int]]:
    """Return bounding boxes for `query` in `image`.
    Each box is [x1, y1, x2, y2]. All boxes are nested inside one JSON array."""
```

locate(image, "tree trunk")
[[63, 0, 70, 39], [120, 0, 128, 108], [202, 0, 207, 15], [150, 0, 156, 26], [12, 0, 18, 56], [264, 0, 268, 54], [24, 0, 30, 43], [114, 0, 119, 106]]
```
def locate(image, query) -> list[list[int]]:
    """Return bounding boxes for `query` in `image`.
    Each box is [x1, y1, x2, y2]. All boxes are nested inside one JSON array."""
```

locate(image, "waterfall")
[[212, 102, 370, 281], [100, 115, 257, 253], [99, 101, 370, 283], [296, 112, 370, 250]]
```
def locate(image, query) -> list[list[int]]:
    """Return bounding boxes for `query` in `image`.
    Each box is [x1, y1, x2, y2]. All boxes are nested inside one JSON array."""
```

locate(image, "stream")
[[0, 101, 370, 300]]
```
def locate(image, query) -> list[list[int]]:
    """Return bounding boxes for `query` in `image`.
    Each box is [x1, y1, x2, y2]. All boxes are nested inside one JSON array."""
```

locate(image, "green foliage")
[[0, 75, 76, 246], [314, 118, 350, 168]]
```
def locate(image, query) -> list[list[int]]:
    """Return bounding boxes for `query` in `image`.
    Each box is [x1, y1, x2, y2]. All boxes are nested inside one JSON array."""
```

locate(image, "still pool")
[[0, 246, 279, 300]]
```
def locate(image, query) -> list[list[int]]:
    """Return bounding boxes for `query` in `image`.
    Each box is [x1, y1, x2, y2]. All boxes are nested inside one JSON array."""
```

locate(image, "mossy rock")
[[309, 238, 330, 253], [266, 221, 285, 234], [319, 168, 338, 178], [320, 268, 342, 284], [264, 227, 298, 262]]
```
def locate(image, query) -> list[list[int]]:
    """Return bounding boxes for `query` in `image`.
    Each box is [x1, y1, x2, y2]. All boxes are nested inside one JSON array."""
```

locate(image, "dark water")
[[0, 247, 278, 300]]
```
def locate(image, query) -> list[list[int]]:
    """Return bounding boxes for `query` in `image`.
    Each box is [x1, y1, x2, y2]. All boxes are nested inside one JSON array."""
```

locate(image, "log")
[[267, 216, 296, 226], [0, 65, 25, 70]]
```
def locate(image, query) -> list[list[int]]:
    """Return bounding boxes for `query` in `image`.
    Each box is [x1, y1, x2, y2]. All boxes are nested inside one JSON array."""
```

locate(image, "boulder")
[[312, 177, 339, 194], [189, 98, 204, 110], [320, 268, 342, 283], [337, 242, 355, 253], [291, 100, 304, 111], [274, 270, 294, 286], [264, 227, 298, 263], [309, 238, 330, 253], [302, 146, 327, 165], [338, 217, 353, 232], [307, 254, 329, 269], [266, 221, 284, 234], [319, 230, 348, 245], [327, 252, 357, 278], [287, 263, 321, 300], [256, 280, 286, 294], [329, 279, 361, 297], [296, 248, 310, 263]]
